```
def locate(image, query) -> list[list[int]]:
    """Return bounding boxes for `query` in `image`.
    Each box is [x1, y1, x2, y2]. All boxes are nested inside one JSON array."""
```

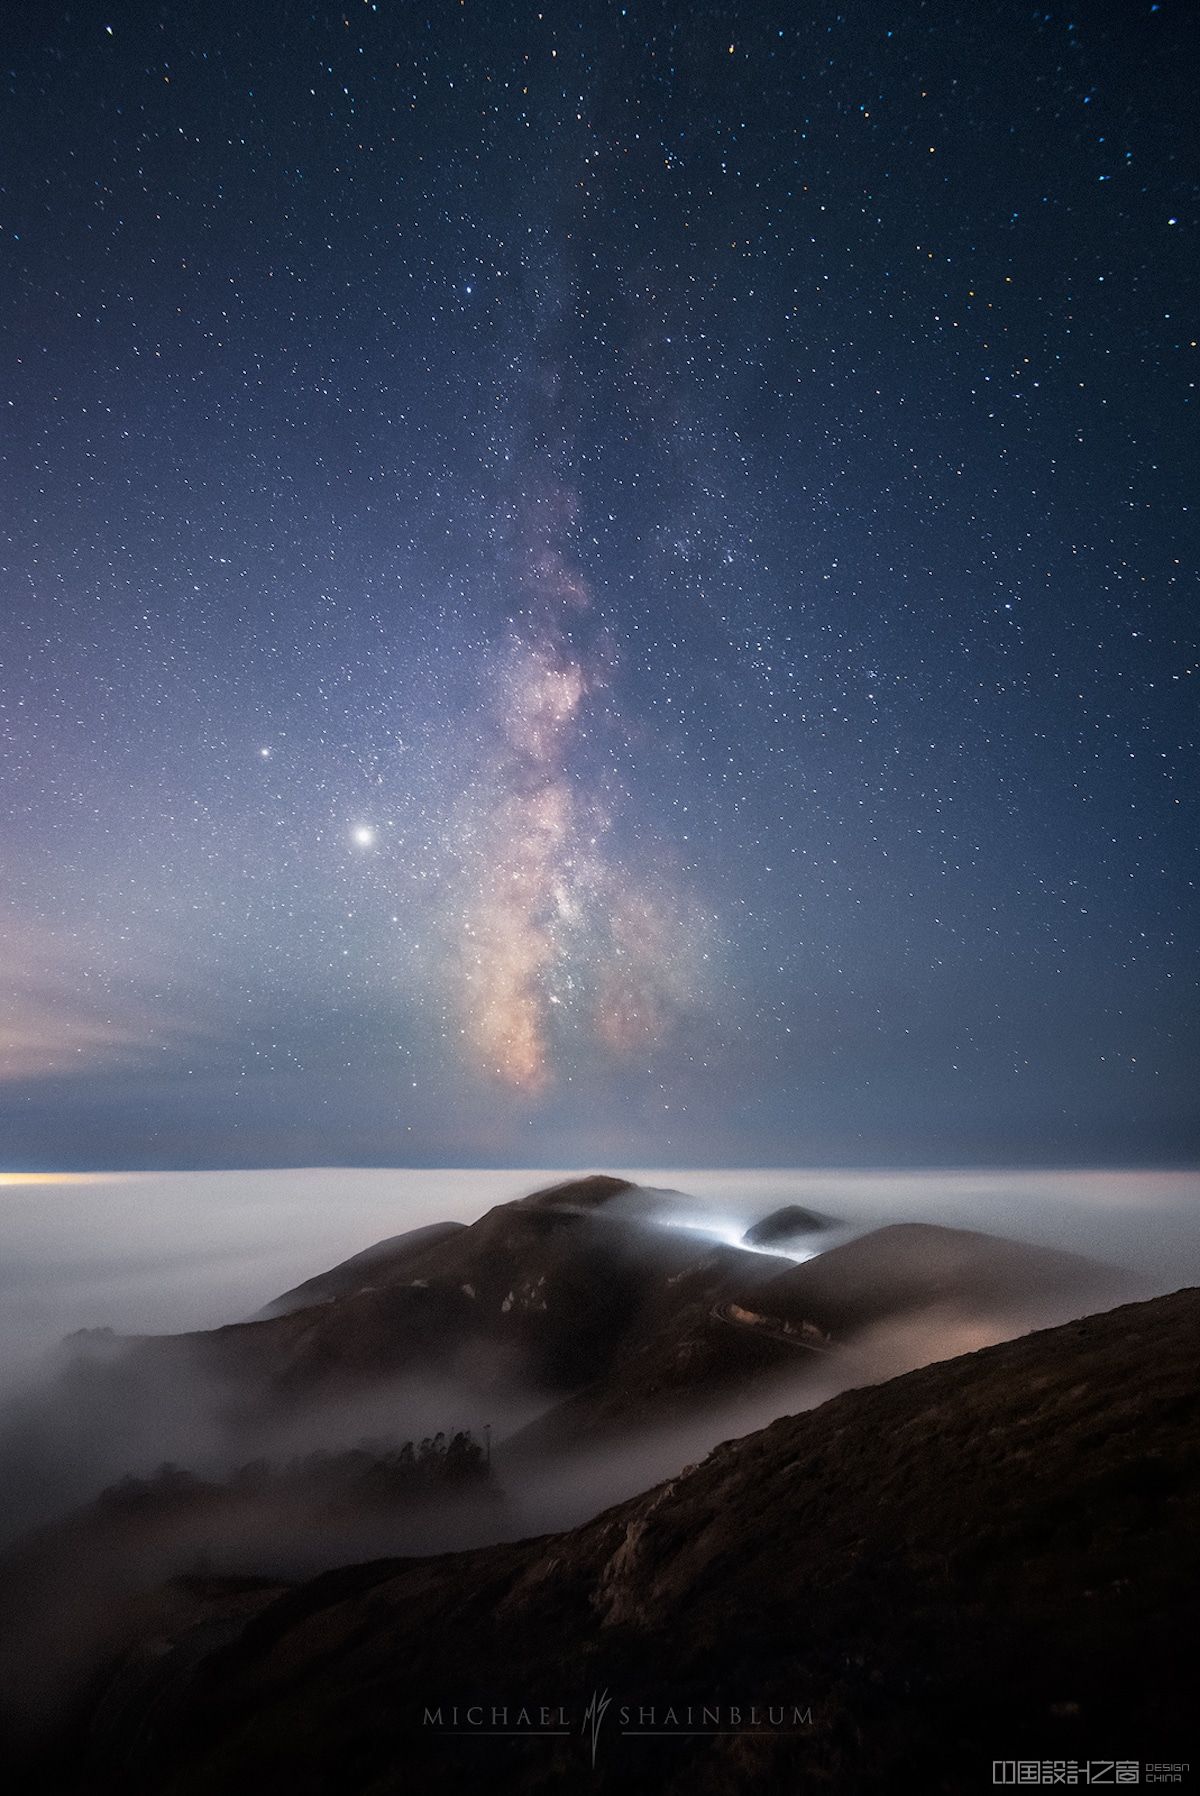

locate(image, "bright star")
[[353, 826, 376, 848]]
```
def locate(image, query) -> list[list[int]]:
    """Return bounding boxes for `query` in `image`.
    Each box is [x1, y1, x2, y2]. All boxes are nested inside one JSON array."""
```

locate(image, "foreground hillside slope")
[[70, 1285, 1199, 1795]]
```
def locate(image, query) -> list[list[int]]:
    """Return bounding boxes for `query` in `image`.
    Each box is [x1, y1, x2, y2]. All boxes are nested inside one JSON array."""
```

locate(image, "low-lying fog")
[[0, 1166, 1197, 1732], [3, 1166, 1198, 1377]]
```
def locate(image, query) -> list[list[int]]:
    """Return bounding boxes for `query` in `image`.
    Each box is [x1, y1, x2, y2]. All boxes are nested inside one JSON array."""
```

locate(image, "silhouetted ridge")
[[735, 1221, 1135, 1338], [259, 1221, 466, 1317], [515, 1174, 638, 1210]]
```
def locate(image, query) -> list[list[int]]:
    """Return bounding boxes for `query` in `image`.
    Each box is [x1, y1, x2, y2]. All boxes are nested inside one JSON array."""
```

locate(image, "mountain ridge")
[[43, 1283, 1200, 1795]]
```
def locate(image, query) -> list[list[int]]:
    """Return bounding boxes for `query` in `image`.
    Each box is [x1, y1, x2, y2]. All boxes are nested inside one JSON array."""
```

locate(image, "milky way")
[[0, 2, 1195, 1167], [452, 347, 703, 1091]]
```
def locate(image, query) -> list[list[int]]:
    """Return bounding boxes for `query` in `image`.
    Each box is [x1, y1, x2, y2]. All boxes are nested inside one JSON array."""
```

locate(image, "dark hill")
[[735, 1220, 1138, 1339], [0, 1179, 777, 1540], [514, 1173, 638, 1211], [49, 1286, 1200, 1795], [505, 1219, 1142, 1455], [96, 1176, 746, 1412], [204, 1175, 756, 1401], [258, 1221, 467, 1318], [742, 1204, 839, 1246], [0, 1192, 1144, 1548]]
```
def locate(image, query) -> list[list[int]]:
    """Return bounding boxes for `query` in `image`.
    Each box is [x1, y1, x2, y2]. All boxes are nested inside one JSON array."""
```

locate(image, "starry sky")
[[1, 0, 1196, 1171]]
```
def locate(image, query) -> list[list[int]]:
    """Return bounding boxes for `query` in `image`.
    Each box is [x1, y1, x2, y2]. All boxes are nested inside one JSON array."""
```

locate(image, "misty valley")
[[1, 1171, 1195, 1792]]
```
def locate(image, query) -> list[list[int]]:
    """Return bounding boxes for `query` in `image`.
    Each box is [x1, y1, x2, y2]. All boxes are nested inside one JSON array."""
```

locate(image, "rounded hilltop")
[[515, 1175, 638, 1211]]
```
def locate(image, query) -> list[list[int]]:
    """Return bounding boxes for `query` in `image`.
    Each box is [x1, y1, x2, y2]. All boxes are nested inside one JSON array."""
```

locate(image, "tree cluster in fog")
[[98, 1428, 491, 1518]]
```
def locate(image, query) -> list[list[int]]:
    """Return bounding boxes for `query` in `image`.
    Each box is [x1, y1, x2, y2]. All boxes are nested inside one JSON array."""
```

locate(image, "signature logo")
[[581, 1688, 612, 1767]]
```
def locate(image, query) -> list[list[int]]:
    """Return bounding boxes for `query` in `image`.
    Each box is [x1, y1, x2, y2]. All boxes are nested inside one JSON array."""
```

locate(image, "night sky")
[[1, 1, 1196, 1170]]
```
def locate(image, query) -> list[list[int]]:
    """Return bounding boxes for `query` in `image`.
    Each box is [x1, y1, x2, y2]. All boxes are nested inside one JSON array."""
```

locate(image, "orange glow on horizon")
[[0, 1172, 118, 1189]]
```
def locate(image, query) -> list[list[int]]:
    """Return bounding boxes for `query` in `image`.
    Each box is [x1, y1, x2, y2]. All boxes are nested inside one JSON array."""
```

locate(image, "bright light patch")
[[658, 1214, 820, 1263]]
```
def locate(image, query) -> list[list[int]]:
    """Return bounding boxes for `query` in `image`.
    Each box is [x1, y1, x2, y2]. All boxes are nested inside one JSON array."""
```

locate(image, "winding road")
[[710, 1302, 837, 1355]]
